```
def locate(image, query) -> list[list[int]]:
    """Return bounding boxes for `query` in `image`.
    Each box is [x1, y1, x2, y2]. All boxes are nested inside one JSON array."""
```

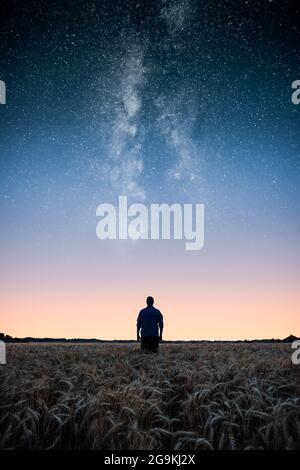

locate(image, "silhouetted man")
[[137, 296, 164, 352]]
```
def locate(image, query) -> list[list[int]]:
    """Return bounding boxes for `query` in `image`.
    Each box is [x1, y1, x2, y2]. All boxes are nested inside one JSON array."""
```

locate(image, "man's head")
[[146, 296, 154, 306]]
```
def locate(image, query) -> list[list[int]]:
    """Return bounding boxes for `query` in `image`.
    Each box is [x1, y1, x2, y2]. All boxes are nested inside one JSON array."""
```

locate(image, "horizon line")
[[1, 332, 299, 343]]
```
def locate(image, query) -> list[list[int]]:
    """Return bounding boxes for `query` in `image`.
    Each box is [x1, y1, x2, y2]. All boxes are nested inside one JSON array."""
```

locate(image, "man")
[[137, 296, 164, 352]]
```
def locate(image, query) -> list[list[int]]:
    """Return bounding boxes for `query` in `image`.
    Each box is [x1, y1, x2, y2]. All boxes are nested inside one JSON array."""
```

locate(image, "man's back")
[[137, 306, 163, 337]]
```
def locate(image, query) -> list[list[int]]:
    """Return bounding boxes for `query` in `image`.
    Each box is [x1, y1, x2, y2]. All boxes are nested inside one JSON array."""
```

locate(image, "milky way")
[[1, 1, 299, 212]]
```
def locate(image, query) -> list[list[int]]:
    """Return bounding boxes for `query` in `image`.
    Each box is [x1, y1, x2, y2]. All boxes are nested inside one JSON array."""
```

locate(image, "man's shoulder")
[[153, 307, 162, 316], [139, 307, 162, 315]]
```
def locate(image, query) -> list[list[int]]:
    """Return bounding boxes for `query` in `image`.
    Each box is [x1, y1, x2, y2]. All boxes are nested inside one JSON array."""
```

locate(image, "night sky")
[[0, 0, 299, 340]]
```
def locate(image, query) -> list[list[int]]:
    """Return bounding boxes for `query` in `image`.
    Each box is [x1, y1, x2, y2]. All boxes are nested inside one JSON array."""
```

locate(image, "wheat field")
[[0, 343, 299, 450]]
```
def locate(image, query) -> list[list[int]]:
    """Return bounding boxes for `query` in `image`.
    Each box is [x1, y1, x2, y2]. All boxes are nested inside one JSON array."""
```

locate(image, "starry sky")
[[0, 0, 299, 340]]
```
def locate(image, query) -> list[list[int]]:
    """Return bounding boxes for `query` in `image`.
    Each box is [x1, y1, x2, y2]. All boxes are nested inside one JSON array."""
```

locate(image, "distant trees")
[[0, 333, 15, 343]]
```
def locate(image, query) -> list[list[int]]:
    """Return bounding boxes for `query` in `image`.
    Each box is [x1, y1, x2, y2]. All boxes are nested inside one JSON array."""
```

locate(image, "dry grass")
[[0, 343, 299, 450]]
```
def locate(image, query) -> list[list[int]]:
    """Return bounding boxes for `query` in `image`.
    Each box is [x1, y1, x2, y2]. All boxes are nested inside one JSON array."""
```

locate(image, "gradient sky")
[[0, 0, 299, 340]]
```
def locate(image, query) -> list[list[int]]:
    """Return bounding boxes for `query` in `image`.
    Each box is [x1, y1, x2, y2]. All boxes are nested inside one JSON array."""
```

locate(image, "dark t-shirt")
[[137, 306, 164, 337]]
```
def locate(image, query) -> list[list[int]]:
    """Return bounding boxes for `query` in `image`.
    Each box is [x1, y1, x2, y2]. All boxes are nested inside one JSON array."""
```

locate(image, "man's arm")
[[158, 313, 164, 341], [136, 312, 142, 342]]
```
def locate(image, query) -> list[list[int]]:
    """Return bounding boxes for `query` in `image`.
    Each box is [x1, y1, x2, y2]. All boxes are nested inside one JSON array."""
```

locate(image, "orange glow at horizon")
[[1, 283, 299, 341], [1, 230, 299, 341]]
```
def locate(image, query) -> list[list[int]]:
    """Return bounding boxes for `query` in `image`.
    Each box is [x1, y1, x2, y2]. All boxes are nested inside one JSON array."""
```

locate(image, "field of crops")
[[0, 343, 299, 450]]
